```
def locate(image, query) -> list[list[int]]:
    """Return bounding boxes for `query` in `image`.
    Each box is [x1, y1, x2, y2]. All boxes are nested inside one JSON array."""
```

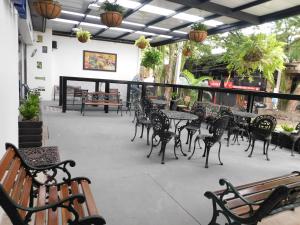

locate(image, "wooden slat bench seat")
[[205, 172, 300, 225], [81, 91, 123, 116], [0, 143, 105, 225]]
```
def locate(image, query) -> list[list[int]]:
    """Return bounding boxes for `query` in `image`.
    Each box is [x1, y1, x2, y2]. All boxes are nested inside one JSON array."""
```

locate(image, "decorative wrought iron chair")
[[246, 115, 277, 160], [131, 102, 151, 145], [281, 122, 300, 156], [189, 115, 230, 168], [183, 102, 206, 152], [147, 110, 183, 164]]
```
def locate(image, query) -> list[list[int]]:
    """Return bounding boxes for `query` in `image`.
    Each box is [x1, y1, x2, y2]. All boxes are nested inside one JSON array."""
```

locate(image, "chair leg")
[[248, 139, 255, 157], [131, 123, 138, 142], [185, 131, 190, 144], [174, 138, 179, 160], [147, 134, 155, 158], [188, 131, 194, 152], [227, 132, 231, 147], [205, 146, 211, 168], [245, 136, 252, 151], [140, 124, 144, 138], [263, 141, 266, 155], [218, 142, 223, 165], [291, 141, 296, 156], [266, 141, 270, 161], [161, 142, 167, 164], [188, 136, 198, 160], [146, 126, 150, 145], [132, 114, 136, 123]]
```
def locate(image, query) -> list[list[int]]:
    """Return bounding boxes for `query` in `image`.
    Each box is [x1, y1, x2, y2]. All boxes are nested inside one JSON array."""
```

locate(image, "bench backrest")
[[0, 144, 33, 225], [83, 92, 121, 103]]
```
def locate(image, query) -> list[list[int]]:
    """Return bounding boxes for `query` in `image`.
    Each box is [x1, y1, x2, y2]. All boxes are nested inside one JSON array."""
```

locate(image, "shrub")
[[19, 94, 40, 120]]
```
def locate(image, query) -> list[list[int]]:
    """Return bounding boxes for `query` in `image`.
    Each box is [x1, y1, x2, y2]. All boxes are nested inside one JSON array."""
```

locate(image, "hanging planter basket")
[[100, 11, 123, 27], [137, 42, 148, 49], [182, 48, 192, 57], [189, 30, 207, 43], [243, 47, 263, 62], [78, 36, 88, 43], [33, 0, 62, 19]]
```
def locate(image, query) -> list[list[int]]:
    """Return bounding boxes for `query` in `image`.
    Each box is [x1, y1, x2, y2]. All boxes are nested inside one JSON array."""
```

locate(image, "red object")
[[208, 80, 260, 91]]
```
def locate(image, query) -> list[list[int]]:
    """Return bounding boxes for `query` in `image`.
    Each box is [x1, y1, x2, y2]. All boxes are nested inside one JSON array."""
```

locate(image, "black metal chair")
[[147, 110, 183, 164], [284, 122, 300, 156], [131, 102, 151, 145], [183, 102, 206, 152], [246, 115, 277, 160], [189, 115, 230, 168]]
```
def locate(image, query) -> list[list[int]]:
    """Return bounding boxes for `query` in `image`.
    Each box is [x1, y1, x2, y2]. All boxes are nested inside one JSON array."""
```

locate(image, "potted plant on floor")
[[135, 36, 150, 49], [76, 28, 92, 43], [18, 93, 43, 148], [182, 46, 192, 57], [100, 0, 124, 27], [189, 22, 208, 43], [33, 0, 62, 19]]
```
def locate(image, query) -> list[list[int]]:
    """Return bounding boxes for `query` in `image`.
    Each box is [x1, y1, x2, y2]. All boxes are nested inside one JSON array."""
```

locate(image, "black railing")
[[59, 76, 300, 113]]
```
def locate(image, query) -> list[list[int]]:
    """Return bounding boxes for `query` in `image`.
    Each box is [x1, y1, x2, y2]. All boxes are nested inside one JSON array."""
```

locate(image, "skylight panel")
[[136, 31, 157, 36], [110, 27, 133, 32], [86, 15, 100, 19], [122, 21, 145, 27], [173, 13, 203, 22], [140, 5, 175, 16], [81, 22, 107, 29], [51, 18, 79, 25], [172, 30, 187, 34], [61, 10, 84, 17], [159, 35, 173, 39], [203, 20, 223, 27], [148, 26, 170, 31], [95, 0, 140, 9]]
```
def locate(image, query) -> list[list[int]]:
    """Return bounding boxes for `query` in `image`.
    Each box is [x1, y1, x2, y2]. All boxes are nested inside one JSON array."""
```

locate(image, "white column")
[[174, 42, 183, 84]]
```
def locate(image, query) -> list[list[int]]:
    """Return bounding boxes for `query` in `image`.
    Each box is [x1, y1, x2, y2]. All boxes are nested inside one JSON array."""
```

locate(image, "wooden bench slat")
[[81, 181, 98, 216], [71, 181, 85, 218], [11, 167, 26, 203], [60, 184, 72, 225], [18, 176, 32, 219], [3, 158, 21, 193], [35, 186, 46, 225], [0, 149, 16, 181], [48, 186, 59, 225], [232, 204, 260, 216]]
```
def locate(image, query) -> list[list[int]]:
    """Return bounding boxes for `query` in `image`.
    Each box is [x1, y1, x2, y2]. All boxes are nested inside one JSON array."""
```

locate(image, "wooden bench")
[[1, 143, 106, 225], [81, 91, 123, 116], [205, 172, 300, 225]]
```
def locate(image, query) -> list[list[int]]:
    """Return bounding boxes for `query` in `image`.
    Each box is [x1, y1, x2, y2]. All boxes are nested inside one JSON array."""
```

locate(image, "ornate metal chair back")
[[219, 106, 232, 116], [191, 102, 206, 127], [295, 122, 300, 133], [251, 115, 277, 138], [209, 115, 230, 142], [142, 98, 153, 118], [150, 110, 170, 135]]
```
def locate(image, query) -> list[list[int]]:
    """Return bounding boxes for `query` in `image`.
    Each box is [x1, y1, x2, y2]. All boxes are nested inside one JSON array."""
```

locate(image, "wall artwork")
[[34, 76, 46, 81], [37, 35, 43, 43], [37, 61, 42, 69], [42, 46, 48, 53], [83, 50, 117, 72]]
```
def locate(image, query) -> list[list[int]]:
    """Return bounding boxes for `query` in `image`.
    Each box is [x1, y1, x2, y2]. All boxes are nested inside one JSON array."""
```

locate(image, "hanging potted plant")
[[135, 36, 150, 49], [33, 0, 62, 19], [76, 28, 92, 43], [189, 22, 208, 43], [182, 47, 192, 57], [141, 48, 162, 70], [100, 0, 124, 27]]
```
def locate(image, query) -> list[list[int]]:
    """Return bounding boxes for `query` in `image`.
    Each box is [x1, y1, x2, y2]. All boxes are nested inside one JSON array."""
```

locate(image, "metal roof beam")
[[232, 0, 271, 12]]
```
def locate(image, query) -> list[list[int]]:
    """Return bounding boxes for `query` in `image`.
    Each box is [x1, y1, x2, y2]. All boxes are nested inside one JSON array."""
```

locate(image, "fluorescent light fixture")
[[203, 20, 223, 27], [95, 0, 140, 9], [122, 21, 145, 27], [148, 26, 170, 31], [110, 27, 133, 32], [86, 15, 100, 19], [172, 30, 187, 34], [81, 22, 107, 29], [140, 5, 175, 16], [61, 10, 84, 17], [51, 18, 79, 25], [88, 3, 100, 10], [159, 35, 173, 39], [136, 31, 157, 36], [173, 13, 203, 22]]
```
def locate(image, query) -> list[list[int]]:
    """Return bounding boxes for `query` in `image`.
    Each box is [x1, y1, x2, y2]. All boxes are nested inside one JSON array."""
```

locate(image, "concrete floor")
[[43, 102, 300, 225]]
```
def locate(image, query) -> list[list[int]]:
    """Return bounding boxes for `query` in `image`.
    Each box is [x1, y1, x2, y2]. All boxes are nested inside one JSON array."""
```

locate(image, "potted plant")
[[18, 93, 43, 148], [281, 124, 295, 133], [141, 48, 162, 70], [76, 28, 92, 43], [182, 47, 192, 57], [33, 0, 62, 19], [189, 22, 208, 43], [100, 0, 124, 27], [135, 36, 150, 49]]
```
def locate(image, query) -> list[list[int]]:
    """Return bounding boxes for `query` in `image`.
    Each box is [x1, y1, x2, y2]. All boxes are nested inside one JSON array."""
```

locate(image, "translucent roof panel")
[[210, 0, 255, 9]]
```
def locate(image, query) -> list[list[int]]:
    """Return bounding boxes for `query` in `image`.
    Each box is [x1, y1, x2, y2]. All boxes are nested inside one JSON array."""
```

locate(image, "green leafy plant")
[[101, 0, 124, 14], [281, 124, 294, 132], [135, 36, 150, 49], [141, 48, 162, 70], [191, 22, 207, 31], [182, 69, 213, 86], [76, 28, 91, 42], [171, 92, 179, 99], [19, 94, 40, 121], [223, 32, 286, 85]]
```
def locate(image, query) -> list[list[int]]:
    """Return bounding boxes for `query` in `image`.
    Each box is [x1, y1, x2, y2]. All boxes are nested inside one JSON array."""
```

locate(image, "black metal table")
[[151, 99, 168, 106], [162, 110, 198, 133], [231, 110, 257, 119]]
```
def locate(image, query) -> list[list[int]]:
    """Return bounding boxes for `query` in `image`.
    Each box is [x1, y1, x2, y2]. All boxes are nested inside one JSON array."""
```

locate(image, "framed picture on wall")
[[83, 50, 117, 72]]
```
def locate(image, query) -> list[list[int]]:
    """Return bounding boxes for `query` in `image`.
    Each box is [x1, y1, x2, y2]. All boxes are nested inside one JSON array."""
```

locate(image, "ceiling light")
[[86, 15, 100, 19], [173, 13, 203, 22], [81, 22, 107, 29], [51, 18, 79, 25], [159, 35, 173, 39], [136, 31, 157, 36], [140, 5, 175, 16], [61, 10, 85, 17], [122, 21, 145, 27], [88, 3, 100, 10], [148, 26, 170, 31], [203, 20, 223, 27], [110, 27, 133, 32], [172, 30, 187, 34]]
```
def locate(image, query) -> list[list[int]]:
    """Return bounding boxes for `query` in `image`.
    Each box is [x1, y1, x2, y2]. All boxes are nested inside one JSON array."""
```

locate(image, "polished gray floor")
[[43, 103, 300, 225]]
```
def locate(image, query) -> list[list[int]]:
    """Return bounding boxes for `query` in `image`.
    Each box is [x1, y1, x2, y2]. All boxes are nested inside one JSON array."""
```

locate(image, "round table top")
[[232, 110, 257, 118], [151, 99, 168, 105], [162, 110, 198, 121]]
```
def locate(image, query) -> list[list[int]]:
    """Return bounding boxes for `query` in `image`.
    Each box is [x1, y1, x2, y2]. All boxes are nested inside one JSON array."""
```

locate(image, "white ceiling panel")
[[126, 11, 161, 24], [100, 29, 128, 38], [210, 0, 255, 9], [123, 32, 144, 41], [216, 16, 239, 24], [60, 0, 88, 13], [48, 21, 75, 32], [181, 8, 214, 18], [150, 0, 184, 10], [155, 17, 189, 29]]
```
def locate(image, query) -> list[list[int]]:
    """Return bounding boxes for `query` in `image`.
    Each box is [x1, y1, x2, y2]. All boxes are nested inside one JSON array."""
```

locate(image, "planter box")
[[271, 131, 300, 153], [18, 120, 43, 148]]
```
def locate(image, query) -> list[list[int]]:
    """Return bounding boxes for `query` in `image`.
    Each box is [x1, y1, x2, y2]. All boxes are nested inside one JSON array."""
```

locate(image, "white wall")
[[0, 1, 19, 151]]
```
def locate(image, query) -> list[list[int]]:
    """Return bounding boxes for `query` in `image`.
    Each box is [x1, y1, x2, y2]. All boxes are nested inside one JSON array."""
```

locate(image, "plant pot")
[[137, 42, 147, 49], [33, 0, 61, 19], [189, 30, 207, 43], [19, 120, 43, 148], [243, 48, 263, 62], [100, 11, 123, 27], [182, 48, 192, 57], [78, 36, 88, 43]]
